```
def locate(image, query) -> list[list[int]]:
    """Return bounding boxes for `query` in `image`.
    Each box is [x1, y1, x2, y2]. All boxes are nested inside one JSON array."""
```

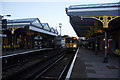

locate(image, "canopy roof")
[[66, 2, 120, 37], [7, 18, 43, 28], [7, 18, 58, 36], [66, 3, 120, 17], [42, 23, 51, 31]]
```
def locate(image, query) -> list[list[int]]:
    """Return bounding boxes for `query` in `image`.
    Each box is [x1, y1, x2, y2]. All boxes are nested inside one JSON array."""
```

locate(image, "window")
[[44, 24, 50, 31], [51, 28, 55, 33], [32, 20, 42, 28]]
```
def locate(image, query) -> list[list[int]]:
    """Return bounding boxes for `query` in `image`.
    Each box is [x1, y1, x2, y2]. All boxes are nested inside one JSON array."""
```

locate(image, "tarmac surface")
[[67, 47, 120, 79]]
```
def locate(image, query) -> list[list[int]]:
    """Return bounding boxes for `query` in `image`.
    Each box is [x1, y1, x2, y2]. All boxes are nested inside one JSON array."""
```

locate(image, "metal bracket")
[[81, 16, 120, 28], [7, 26, 24, 34]]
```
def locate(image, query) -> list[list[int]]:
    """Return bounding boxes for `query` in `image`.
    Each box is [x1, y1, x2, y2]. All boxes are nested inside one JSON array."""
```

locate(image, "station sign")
[[97, 30, 104, 33]]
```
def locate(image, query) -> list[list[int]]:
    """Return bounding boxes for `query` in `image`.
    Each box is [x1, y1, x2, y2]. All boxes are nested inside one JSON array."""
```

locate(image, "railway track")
[[2, 49, 53, 70], [2, 49, 66, 80], [2, 49, 75, 80], [34, 52, 74, 80], [2, 49, 52, 78]]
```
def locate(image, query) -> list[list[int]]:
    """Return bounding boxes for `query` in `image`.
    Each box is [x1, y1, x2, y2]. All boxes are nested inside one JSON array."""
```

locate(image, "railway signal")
[[2, 19, 7, 29]]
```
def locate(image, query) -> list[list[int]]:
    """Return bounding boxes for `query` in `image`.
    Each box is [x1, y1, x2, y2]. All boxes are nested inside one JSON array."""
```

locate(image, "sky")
[[1, 0, 119, 38]]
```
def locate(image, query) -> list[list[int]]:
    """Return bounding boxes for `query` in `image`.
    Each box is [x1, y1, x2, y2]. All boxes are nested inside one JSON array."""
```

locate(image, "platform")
[[1, 48, 53, 58], [66, 47, 120, 79]]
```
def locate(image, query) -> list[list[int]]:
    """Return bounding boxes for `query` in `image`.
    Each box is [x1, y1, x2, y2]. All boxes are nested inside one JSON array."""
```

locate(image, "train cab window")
[[65, 38, 70, 43], [66, 38, 77, 43], [72, 38, 77, 43]]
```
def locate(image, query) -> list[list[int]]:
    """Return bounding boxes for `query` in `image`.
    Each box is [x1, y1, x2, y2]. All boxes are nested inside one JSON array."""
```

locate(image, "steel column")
[[24, 36, 27, 49], [104, 31, 108, 63], [95, 36, 98, 55], [11, 35, 14, 50]]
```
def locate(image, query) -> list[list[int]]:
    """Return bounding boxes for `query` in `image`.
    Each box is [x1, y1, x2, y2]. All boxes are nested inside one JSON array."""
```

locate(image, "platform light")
[[59, 23, 62, 36], [103, 38, 112, 42], [103, 38, 105, 41]]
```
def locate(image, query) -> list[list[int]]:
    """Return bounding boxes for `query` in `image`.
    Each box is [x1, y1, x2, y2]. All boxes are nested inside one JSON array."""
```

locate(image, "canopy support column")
[[104, 30, 108, 63], [95, 36, 98, 55], [11, 28, 15, 50], [8, 27, 24, 50]]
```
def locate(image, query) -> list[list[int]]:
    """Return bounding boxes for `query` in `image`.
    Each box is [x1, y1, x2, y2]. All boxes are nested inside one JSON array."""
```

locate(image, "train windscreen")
[[65, 38, 70, 43], [66, 38, 76, 43], [72, 38, 77, 43]]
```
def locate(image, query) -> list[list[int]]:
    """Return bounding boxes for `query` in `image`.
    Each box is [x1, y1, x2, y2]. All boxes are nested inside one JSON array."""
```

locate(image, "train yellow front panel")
[[65, 43, 69, 48], [70, 43, 73, 48]]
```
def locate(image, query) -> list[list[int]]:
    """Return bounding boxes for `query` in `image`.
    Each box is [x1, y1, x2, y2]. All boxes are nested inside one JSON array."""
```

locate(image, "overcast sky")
[[1, 0, 119, 38]]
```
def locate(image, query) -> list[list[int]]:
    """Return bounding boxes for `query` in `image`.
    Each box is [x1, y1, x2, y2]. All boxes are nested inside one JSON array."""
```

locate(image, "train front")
[[65, 37, 78, 52]]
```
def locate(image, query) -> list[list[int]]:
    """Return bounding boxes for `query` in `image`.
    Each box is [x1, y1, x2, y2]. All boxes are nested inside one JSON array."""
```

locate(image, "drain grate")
[[106, 65, 118, 69]]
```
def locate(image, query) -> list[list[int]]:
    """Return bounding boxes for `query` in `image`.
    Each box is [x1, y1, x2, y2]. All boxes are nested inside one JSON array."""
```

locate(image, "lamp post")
[[59, 23, 62, 37], [59, 23, 62, 48]]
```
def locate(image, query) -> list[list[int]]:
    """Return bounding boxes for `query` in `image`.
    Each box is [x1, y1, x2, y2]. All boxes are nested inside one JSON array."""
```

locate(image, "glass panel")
[[51, 28, 54, 33], [55, 29, 58, 34], [8, 18, 36, 23], [32, 20, 42, 28], [44, 24, 50, 31]]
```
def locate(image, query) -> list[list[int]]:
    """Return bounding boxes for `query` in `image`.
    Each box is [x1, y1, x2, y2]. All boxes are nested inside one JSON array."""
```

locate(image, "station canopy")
[[41, 23, 58, 34], [7, 18, 58, 36], [42, 23, 51, 31], [66, 2, 120, 37]]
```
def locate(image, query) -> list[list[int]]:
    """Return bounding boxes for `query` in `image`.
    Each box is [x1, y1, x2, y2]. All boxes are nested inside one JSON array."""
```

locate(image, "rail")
[[2, 49, 66, 80]]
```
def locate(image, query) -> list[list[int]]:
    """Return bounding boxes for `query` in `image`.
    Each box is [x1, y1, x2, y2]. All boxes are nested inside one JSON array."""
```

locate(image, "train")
[[65, 37, 78, 51]]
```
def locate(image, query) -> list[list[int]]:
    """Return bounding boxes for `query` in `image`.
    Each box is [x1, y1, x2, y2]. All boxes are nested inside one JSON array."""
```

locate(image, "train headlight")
[[73, 44, 76, 47]]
